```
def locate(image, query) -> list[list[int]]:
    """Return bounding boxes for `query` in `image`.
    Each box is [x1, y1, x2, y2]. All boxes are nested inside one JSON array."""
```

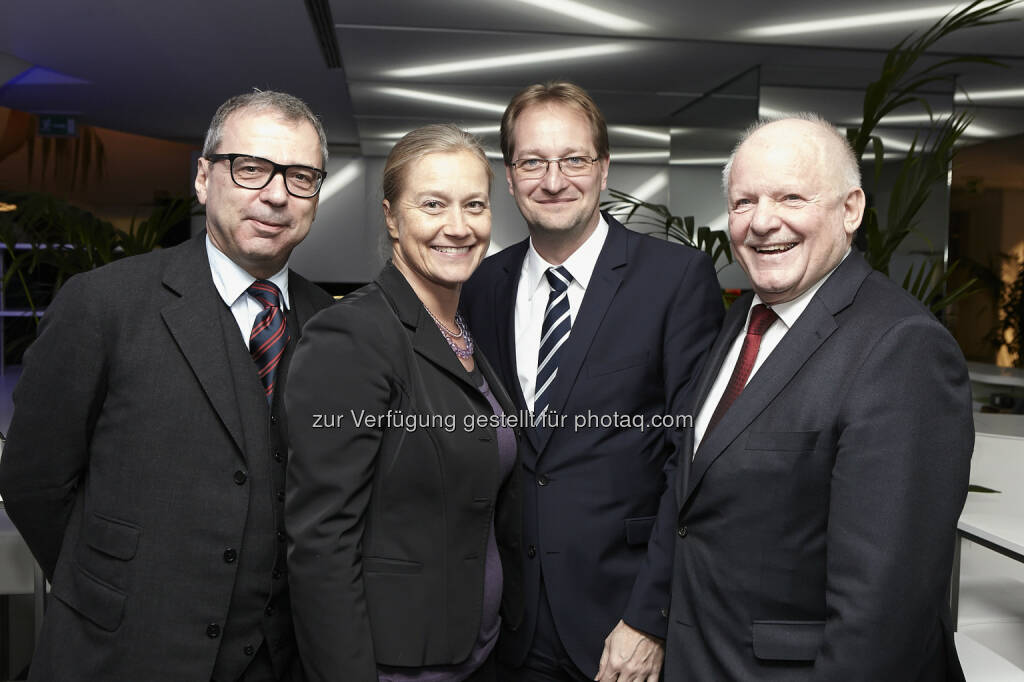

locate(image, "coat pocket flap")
[[52, 562, 126, 632], [363, 556, 423, 574], [624, 516, 656, 546], [752, 620, 824, 661], [85, 514, 141, 560], [586, 351, 650, 377]]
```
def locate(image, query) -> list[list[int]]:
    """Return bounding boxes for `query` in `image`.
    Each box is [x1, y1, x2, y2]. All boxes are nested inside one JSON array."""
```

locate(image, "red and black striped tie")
[[248, 280, 290, 404]]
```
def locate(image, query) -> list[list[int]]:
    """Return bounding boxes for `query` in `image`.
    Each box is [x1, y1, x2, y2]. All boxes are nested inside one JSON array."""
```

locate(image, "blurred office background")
[[2, 1, 1024, 678]]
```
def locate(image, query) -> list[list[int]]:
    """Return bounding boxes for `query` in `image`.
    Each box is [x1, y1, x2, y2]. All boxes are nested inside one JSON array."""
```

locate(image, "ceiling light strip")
[[375, 87, 507, 114], [744, 5, 954, 37], [515, 0, 649, 32], [387, 43, 633, 78]]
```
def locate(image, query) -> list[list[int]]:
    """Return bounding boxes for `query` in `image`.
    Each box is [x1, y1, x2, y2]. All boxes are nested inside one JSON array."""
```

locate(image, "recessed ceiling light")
[[386, 43, 634, 78], [608, 126, 671, 143], [670, 157, 729, 166], [757, 105, 798, 119], [515, 0, 649, 32], [610, 151, 670, 161], [866, 112, 999, 137], [956, 87, 1024, 102], [743, 5, 956, 37], [319, 159, 364, 203], [375, 87, 507, 114], [627, 171, 669, 201], [377, 124, 500, 140]]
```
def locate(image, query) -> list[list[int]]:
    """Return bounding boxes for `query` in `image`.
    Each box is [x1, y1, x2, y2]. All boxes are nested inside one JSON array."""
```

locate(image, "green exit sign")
[[38, 115, 78, 137]]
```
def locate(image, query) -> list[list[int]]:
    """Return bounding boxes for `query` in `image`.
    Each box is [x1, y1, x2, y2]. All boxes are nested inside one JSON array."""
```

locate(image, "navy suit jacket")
[[661, 252, 972, 680], [461, 213, 723, 676]]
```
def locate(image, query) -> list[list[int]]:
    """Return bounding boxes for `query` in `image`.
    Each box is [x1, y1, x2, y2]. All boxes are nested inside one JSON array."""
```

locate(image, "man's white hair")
[[721, 113, 861, 197]]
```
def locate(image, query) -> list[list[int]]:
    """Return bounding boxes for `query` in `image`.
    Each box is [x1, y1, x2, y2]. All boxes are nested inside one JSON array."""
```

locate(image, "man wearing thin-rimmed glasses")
[[0, 90, 333, 682], [462, 81, 723, 682]]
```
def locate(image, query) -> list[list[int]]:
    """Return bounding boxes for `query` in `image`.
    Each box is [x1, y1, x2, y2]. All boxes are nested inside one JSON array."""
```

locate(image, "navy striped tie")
[[535, 266, 573, 419], [248, 280, 290, 404]]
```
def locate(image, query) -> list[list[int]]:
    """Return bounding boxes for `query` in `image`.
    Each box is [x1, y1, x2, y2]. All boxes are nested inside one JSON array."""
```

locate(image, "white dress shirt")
[[693, 249, 851, 452], [206, 234, 291, 345], [515, 215, 609, 409]]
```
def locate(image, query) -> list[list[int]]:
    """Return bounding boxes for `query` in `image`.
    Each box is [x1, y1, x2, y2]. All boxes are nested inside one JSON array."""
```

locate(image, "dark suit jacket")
[[285, 261, 523, 682], [662, 252, 972, 681], [460, 213, 723, 676], [0, 233, 332, 681]]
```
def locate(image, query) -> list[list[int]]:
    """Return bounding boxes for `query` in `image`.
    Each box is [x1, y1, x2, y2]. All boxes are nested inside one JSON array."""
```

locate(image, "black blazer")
[[461, 214, 723, 676], [285, 262, 523, 682], [661, 252, 972, 680], [0, 233, 332, 681]]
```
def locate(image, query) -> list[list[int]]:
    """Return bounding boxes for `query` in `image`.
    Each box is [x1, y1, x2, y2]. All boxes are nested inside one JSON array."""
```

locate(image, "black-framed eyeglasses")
[[509, 155, 601, 178], [205, 153, 327, 198]]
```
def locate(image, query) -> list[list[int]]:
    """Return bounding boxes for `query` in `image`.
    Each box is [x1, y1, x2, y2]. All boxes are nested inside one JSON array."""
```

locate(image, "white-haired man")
[[659, 115, 972, 680]]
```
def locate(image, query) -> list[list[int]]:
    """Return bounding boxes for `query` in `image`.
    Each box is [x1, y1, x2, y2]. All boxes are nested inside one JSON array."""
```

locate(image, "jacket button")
[[272, 568, 283, 580], [276, 489, 285, 502], [661, 607, 669, 618], [277, 530, 286, 542], [223, 548, 237, 563], [265, 604, 276, 616], [244, 645, 255, 656], [274, 450, 284, 463], [527, 545, 537, 558], [270, 415, 278, 425], [677, 525, 688, 538], [206, 623, 221, 638], [233, 470, 247, 485], [537, 475, 549, 486]]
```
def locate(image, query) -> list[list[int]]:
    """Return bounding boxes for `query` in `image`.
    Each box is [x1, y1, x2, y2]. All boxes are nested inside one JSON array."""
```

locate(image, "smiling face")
[[384, 151, 492, 300], [194, 108, 321, 279], [727, 119, 865, 304], [505, 102, 609, 257]]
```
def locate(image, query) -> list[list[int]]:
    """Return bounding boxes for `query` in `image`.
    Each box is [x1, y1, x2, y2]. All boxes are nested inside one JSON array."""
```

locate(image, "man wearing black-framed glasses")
[[0, 90, 333, 682]]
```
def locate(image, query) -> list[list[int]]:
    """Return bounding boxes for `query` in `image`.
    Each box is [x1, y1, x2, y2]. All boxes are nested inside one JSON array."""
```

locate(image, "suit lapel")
[[532, 217, 627, 454], [288, 273, 322, 334], [493, 242, 529, 411], [160, 235, 247, 456], [681, 253, 873, 507], [676, 293, 751, 500], [377, 262, 479, 394]]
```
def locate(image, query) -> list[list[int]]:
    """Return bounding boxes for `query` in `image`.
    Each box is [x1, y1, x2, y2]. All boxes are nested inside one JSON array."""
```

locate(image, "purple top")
[[377, 369, 516, 681]]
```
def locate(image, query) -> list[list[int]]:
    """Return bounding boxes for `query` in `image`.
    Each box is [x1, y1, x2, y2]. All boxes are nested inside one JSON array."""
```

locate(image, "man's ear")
[[195, 158, 210, 206], [843, 187, 866, 236]]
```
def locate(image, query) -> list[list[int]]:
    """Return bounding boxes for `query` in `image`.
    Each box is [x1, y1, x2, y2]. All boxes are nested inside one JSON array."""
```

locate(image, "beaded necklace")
[[424, 307, 474, 360]]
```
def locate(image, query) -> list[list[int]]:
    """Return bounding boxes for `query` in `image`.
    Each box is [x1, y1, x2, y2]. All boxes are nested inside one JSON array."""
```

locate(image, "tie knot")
[[747, 303, 778, 336], [248, 280, 283, 310], [545, 266, 573, 294]]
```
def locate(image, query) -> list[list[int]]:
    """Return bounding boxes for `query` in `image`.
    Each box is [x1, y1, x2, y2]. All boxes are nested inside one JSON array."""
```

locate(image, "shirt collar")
[[206, 234, 291, 309], [523, 213, 609, 301], [750, 247, 850, 330]]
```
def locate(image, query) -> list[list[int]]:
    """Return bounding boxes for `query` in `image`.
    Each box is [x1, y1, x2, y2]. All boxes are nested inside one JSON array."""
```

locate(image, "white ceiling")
[[2, 0, 1023, 161]]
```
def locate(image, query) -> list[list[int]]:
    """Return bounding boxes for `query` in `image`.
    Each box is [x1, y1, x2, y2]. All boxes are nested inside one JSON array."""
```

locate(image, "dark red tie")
[[248, 280, 290, 404], [706, 303, 778, 434]]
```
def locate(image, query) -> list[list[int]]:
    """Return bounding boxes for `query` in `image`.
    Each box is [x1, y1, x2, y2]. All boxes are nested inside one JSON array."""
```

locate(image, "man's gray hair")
[[202, 90, 328, 169], [721, 112, 860, 196]]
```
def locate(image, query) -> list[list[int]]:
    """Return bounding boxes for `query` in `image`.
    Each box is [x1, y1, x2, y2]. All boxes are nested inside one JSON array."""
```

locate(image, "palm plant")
[[604, 0, 1019, 316]]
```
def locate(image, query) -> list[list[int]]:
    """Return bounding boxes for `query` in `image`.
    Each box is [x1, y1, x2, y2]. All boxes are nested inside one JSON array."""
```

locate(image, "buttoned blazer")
[[285, 261, 523, 682], [660, 252, 972, 681], [460, 213, 723, 676], [0, 232, 333, 681]]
